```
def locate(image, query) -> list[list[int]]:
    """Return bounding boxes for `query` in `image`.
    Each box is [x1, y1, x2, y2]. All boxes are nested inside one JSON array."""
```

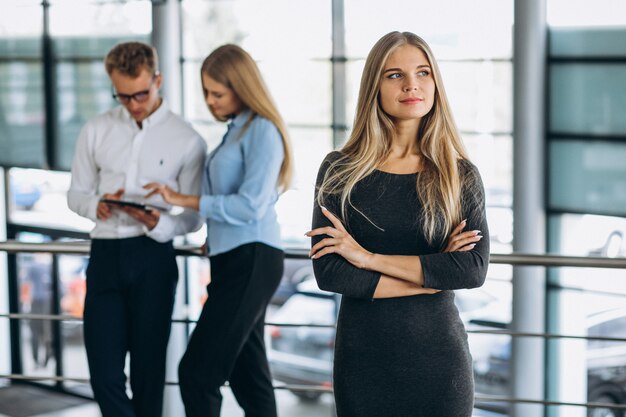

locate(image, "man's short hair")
[[105, 42, 159, 77]]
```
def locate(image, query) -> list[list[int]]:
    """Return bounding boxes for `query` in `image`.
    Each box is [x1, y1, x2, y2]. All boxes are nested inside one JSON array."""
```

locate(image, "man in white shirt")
[[67, 42, 206, 417]]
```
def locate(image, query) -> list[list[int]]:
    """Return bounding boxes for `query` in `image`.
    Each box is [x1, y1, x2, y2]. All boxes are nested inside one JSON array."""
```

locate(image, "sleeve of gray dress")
[[311, 152, 381, 300], [419, 160, 490, 290]]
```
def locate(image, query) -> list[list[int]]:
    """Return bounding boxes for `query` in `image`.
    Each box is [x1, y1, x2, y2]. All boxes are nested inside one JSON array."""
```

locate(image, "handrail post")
[[0, 168, 9, 378]]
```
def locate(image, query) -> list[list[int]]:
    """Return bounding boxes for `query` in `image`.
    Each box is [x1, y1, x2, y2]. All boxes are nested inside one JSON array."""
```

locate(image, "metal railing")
[[2, 239, 626, 413]]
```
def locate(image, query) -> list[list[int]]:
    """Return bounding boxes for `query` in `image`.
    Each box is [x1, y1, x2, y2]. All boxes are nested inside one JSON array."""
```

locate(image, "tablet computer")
[[100, 198, 170, 212]]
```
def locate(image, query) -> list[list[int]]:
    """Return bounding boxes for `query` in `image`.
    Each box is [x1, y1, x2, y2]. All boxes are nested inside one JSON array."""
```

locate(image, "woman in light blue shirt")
[[145, 44, 292, 417]]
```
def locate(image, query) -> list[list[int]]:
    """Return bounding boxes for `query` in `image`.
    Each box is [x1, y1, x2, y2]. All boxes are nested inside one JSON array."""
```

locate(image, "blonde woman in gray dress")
[[307, 31, 489, 417]]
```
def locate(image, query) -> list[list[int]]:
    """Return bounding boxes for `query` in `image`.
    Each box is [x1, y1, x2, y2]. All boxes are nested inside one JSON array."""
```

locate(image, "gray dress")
[[312, 151, 490, 417]]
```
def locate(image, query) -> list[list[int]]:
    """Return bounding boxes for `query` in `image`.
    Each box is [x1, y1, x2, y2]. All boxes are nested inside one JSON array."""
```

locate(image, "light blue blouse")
[[199, 110, 285, 256]]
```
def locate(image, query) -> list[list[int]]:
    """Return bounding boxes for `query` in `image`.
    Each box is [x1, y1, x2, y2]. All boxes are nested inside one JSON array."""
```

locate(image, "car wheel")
[[588, 395, 621, 417], [291, 390, 322, 402]]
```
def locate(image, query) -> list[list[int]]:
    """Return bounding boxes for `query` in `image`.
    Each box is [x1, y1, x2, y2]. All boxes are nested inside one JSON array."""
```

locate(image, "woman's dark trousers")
[[178, 242, 284, 417]]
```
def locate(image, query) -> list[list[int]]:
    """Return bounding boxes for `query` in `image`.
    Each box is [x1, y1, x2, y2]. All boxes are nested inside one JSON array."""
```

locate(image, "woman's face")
[[378, 45, 436, 122], [201, 74, 245, 119]]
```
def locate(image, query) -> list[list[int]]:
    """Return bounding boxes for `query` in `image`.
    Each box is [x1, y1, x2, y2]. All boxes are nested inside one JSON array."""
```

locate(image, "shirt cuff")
[[87, 197, 101, 222], [145, 213, 176, 242], [199, 195, 215, 219]]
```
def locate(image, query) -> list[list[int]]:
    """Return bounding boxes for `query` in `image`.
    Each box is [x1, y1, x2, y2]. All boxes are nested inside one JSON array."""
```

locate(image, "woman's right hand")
[[143, 183, 179, 204], [443, 220, 482, 253], [143, 183, 200, 210]]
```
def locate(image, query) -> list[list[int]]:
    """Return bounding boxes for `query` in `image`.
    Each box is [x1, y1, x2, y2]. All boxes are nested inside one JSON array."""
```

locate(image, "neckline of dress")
[[373, 168, 421, 176]]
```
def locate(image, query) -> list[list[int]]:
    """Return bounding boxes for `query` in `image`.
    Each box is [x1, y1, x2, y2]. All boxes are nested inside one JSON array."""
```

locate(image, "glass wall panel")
[[463, 134, 513, 254], [344, 0, 513, 60], [0, 2, 45, 168], [58, 253, 90, 395], [55, 62, 118, 170], [550, 64, 626, 135], [49, 0, 152, 170], [182, 0, 332, 60], [346, 61, 513, 135], [184, 60, 332, 126], [440, 62, 512, 135], [548, 0, 626, 27], [546, 287, 626, 417], [8, 168, 91, 232], [548, 213, 626, 293], [49, 0, 152, 40], [15, 232, 55, 385], [548, 140, 626, 217], [0, 62, 45, 167], [277, 127, 333, 249], [550, 27, 626, 58]]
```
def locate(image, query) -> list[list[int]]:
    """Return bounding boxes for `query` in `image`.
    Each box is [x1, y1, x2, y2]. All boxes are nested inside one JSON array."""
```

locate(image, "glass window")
[[547, 8, 626, 413], [550, 27, 626, 58], [182, 0, 332, 60], [463, 134, 513, 254], [548, 213, 626, 293], [49, 0, 152, 40], [8, 168, 91, 232], [58, 253, 90, 395], [548, 140, 626, 217], [183, 60, 332, 127], [550, 64, 626, 136], [548, 0, 626, 27], [55, 61, 118, 170], [439, 62, 512, 134], [49, 1, 152, 170], [346, 61, 513, 135], [344, 0, 513, 60], [0, 62, 45, 168], [0, 1, 45, 168], [15, 232, 55, 385]]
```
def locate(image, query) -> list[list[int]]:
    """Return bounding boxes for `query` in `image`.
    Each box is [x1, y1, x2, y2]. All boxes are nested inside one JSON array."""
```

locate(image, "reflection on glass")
[[549, 141, 626, 217], [58, 253, 91, 394], [8, 167, 92, 231], [547, 288, 626, 417], [550, 64, 626, 136], [16, 232, 55, 384], [464, 280, 512, 415], [549, 213, 626, 294]]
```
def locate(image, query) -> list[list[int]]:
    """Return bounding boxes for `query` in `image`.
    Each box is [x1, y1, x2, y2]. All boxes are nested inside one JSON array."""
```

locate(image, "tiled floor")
[[0, 403, 100, 417], [0, 385, 504, 417]]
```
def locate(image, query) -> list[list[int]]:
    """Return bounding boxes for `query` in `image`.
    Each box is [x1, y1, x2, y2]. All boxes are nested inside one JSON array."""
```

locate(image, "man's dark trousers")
[[84, 236, 178, 417]]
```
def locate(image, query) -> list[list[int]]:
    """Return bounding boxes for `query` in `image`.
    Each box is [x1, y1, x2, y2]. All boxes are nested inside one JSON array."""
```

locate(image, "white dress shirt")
[[67, 101, 207, 242]]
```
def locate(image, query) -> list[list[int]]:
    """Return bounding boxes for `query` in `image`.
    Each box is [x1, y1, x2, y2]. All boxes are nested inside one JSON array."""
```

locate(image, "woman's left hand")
[[306, 206, 373, 269]]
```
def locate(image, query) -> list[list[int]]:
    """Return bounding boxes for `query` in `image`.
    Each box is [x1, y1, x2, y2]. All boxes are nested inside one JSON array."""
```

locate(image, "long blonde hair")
[[201, 44, 293, 192], [317, 31, 470, 245]]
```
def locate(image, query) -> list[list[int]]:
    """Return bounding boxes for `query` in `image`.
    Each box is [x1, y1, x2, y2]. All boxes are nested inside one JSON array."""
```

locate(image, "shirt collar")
[[120, 98, 169, 128], [229, 109, 253, 128]]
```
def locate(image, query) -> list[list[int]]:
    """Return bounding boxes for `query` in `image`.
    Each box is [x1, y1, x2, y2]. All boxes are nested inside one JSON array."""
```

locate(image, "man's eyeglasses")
[[112, 77, 157, 104]]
